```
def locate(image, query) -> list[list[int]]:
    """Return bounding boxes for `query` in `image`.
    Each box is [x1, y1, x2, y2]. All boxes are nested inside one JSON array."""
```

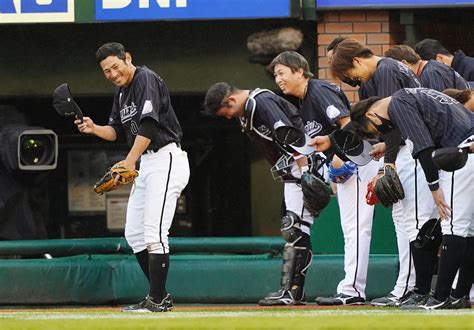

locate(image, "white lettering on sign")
[[102, 0, 187, 9]]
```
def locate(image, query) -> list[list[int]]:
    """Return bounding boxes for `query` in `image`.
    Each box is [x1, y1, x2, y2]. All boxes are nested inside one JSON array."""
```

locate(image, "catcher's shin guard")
[[279, 213, 313, 301], [258, 212, 313, 306], [280, 242, 313, 300], [258, 241, 312, 306]]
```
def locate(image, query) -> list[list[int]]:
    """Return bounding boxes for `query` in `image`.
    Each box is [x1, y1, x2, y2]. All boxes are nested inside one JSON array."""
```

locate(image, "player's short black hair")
[[384, 45, 421, 65], [350, 97, 383, 138], [327, 37, 346, 52], [96, 42, 127, 63], [203, 82, 237, 116], [268, 51, 314, 78], [414, 39, 452, 60]]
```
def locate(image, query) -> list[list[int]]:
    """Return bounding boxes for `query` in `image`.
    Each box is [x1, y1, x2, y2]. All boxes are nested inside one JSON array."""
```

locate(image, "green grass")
[[0, 306, 473, 329]]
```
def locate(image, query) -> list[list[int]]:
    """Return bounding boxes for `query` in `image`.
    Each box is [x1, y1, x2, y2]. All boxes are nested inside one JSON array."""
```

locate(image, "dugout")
[[1, 0, 472, 305], [0, 1, 473, 246]]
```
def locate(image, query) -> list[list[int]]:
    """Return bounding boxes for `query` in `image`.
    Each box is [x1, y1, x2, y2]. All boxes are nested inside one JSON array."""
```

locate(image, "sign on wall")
[[316, 0, 474, 9], [95, 0, 291, 21], [0, 0, 75, 23]]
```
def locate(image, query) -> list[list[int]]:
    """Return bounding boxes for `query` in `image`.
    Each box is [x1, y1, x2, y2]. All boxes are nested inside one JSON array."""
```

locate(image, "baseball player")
[[350, 87, 474, 310], [384, 45, 470, 92], [414, 38, 474, 82], [75, 42, 190, 312], [443, 86, 474, 305], [269, 51, 379, 305], [204, 82, 317, 306], [329, 38, 433, 307]]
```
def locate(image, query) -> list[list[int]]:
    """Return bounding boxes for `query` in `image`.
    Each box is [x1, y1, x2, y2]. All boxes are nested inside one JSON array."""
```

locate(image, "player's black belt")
[[145, 142, 181, 154]]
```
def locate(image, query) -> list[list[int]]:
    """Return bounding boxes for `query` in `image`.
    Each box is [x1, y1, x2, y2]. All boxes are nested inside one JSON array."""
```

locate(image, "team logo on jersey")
[[257, 125, 272, 137], [405, 138, 414, 155], [406, 88, 459, 105], [120, 102, 138, 123], [420, 89, 459, 105], [326, 105, 341, 119], [397, 62, 421, 86], [397, 62, 411, 76], [142, 100, 153, 114], [304, 121, 323, 137]]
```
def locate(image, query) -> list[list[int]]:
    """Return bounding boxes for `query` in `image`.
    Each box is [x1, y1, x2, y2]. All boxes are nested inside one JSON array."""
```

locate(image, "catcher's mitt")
[[301, 172, 331, 217], [93, 162, 139, 195], [372, 164, 405, 207]]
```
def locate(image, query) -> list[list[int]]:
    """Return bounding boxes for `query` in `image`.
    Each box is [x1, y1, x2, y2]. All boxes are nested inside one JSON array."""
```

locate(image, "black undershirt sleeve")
[[416, 147, 440, 191], [138, 117, 157, 140], [382, 130, 402, 164]]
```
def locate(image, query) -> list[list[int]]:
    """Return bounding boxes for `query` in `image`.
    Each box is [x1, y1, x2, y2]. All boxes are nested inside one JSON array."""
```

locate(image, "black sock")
[[148, 253, 170, 302], [453, 237, 474, 299], [434, 235, 466, 301], [410, 241, 437, 295], [134, 249, 150, 281]]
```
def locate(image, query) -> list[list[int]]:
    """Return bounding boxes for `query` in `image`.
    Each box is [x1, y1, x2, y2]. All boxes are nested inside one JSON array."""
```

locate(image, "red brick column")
[[317, 10, 404, 102]]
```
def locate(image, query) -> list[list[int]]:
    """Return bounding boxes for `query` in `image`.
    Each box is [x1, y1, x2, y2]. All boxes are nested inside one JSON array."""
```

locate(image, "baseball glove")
[[301, 172, 331, 217], [372, 164, 405, 207], [93, 162, 139, 195]]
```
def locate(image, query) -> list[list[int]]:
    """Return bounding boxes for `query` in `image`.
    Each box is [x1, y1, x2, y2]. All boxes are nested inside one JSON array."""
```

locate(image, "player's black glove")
[[301, 172, 331, 217], [373, 164, 405, 207]]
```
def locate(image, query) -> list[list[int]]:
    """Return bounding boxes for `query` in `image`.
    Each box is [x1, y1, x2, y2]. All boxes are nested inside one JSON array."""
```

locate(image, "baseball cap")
[[330, 129, 373, 166], [52, 83, 83, 122], [273, 121, 315, 155], [432, 147, 468, 172]]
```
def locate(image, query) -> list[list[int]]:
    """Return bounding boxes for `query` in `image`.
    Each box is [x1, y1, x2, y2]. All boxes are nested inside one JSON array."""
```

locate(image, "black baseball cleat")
[[409, 296, 451, 310], [122, 294, 173, 313], [122, 297, 148, 312], [258, 289, 306, 306], [370, 293, 400, 307], [450, 295, 472, 309], [315, 293, 365, 306], [399, 291, 430, 309]]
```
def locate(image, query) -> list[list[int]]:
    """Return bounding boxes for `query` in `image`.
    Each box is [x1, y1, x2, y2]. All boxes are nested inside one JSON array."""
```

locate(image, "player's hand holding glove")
[[365, 176, 380, 205], [301, 171, 331, 217], [367, 164, 404, 207], [328, 158, 357, 184], [93, 161, 139, 195]]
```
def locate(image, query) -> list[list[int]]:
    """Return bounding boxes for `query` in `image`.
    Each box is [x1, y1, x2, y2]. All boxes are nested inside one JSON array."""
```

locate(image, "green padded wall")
[[312, 197, 397, 254], [0, 254, 398, 305]]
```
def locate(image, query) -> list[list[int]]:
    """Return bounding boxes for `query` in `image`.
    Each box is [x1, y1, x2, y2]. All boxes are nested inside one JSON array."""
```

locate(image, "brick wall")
[[317, 10, 404, 102]]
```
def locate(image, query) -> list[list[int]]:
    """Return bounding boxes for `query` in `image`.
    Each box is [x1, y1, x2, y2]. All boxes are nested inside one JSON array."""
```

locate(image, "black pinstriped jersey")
[[248, 91, 305, 140], [108, 66, 182, 149], [419, 60, 470, 92], [241, 90, 306, 164], [388, 88, 474, 157], [360, 57, 422, 99], [300, 79, 351, 138]]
